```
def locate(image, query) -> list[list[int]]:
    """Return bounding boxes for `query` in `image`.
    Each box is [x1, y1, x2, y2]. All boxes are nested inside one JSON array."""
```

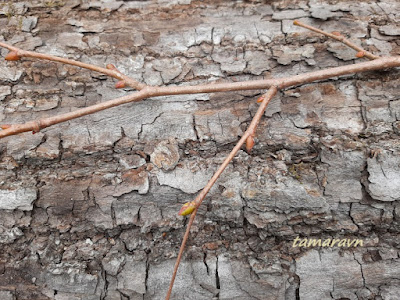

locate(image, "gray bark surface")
[[0, 0, 400, 299]]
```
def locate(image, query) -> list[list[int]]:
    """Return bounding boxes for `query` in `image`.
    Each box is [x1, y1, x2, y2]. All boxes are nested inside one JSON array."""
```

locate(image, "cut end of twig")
[[331, 31, 342, 36], [115, 81, 126, 89], [293, 20, 300, 26], [178, 201, 196, 216], [0, 124, 11, 130], [5, 51, 21, 61], [246, 135, 255, 152], [356, 51, 365, 58]]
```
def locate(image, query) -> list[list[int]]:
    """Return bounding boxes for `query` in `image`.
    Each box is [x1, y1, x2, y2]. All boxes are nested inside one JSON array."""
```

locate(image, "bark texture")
[[0, 0, 400, 299]]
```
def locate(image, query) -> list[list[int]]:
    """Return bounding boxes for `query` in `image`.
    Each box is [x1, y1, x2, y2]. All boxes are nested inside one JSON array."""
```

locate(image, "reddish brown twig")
[[165, 86, 278, 300], [0, 22, 399, 299], [0, 91, 150, 138], [1, 56, 399, 138], [0, 42, 146, 90], [165, 22, 396, 299], [293, 20, 379, 60]]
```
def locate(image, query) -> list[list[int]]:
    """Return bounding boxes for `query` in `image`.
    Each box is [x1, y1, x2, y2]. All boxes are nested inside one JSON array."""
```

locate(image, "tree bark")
[[0, 1, 400, 299]]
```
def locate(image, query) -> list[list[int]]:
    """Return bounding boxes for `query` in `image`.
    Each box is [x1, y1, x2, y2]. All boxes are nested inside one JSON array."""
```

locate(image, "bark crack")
[[215, 255, 220, 299], [353, 252, 368, 290]]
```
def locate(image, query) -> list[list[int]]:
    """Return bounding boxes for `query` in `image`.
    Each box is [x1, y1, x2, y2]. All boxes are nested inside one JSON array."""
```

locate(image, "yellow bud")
[[178, 201, 196, 216]]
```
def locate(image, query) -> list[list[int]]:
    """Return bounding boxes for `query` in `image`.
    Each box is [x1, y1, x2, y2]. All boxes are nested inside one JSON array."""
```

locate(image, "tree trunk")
[[0, 1, 399, 299]]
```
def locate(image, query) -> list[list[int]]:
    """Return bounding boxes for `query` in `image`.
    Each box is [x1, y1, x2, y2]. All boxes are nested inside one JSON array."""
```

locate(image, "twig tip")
[[5, 51, 21, 61]]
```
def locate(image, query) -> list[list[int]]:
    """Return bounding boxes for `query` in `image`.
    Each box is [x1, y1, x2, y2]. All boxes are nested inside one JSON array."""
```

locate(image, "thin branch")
[[165, 21, 396, 298], [0, 42, 146, 90], [0, 22, 399, 299], [293, 20, 379, 60], [192, 87, 278, 208], [165, 86, 278, 300], [0, 91, 149, 138], [1, 56, 399, 138]]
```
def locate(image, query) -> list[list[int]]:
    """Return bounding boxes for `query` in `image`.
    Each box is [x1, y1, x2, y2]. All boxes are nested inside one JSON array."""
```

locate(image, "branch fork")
[[0, 21, 398, 300]]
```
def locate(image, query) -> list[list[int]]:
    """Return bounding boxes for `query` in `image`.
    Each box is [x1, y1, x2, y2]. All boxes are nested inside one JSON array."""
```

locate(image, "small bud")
[[0, 124, 11, 130], [293, 20, 300, 26], [115, 81, 126, 89], [257, 95, 265, 103], [5, 51, 21, 61], [178, 201, 196, 216], [331, 31, 341, 36], [356, 51, 365, 58], [106, 63, 117, 70], [246, 135, 255, 152]]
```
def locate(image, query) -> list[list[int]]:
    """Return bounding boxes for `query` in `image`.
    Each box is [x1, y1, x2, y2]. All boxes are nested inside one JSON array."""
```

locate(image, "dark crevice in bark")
[[295, 276, 300, 300], [215, 255, 220, 299], [203, 251, 209, 275], [145, 251, 150, 295]]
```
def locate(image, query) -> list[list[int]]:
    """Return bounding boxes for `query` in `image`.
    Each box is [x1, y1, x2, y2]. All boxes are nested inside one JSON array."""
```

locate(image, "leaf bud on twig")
[[115, 81, 126, 89], [178, 201, 196, 216], [5, 51, 21, 61], [257, 95, 265, 103], [106, 63, 117, 70], [246, 135, 255, 152], [356, 51, 365, 58]]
